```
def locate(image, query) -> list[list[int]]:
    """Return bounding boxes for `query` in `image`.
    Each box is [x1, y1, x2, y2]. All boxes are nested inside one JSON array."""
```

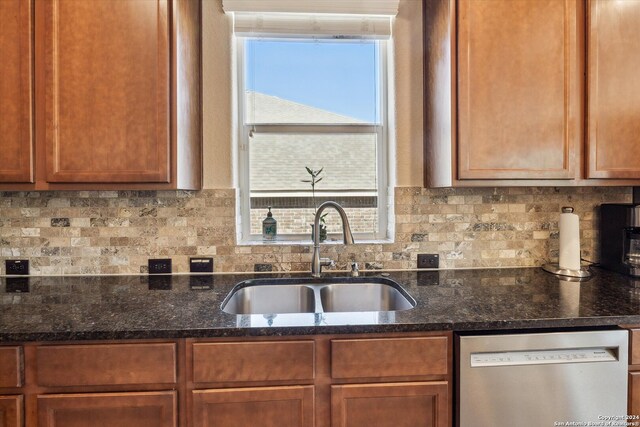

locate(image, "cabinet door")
[[331, 382, 448, 427], [0, 396, 22, 427], [587, 0, 640, 179], [41, 0, 170, 183], [0, 0, 33, 183], [457, 0, 580, 180], [193, 386, 314, 427], [37, 391, 176, 427]]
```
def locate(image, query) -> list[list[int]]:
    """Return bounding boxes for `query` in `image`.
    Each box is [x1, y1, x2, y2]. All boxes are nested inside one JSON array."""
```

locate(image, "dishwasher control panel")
[[470, 347, 617, 367]]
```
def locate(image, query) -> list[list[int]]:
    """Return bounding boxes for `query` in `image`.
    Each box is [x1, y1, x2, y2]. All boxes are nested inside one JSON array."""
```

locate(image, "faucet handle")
[[350, 262, 360, 277], [320, 258, 335, 269]]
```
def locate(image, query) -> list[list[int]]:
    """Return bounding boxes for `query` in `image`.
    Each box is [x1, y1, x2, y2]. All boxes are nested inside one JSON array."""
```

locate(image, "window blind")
[[223, 0, 399, 40]]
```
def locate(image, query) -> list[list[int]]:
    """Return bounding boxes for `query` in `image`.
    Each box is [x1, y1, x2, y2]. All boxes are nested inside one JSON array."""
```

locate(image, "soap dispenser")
[[262, 206, 277, 242]]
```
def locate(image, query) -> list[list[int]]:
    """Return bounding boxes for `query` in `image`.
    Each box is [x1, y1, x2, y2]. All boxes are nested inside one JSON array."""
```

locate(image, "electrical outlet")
[[417, 254, 439, 269], [5, 260, 29, 275], [190, 257, 213, 273], [148, 259, 172, 274]]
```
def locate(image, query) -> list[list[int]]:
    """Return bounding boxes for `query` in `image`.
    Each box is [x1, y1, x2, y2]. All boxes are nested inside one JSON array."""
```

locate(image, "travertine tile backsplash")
[[0, 187, 631, 275]]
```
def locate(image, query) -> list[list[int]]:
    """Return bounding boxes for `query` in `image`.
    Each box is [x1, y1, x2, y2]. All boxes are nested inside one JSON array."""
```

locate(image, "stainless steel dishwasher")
[[457, 329, 628, 427]]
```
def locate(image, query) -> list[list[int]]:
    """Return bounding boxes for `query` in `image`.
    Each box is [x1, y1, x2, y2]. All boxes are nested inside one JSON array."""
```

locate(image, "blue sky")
[[245, 39, 379, 123]]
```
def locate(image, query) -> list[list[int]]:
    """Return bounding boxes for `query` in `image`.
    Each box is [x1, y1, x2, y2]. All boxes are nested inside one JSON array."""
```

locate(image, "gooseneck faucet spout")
[[311, 201, 355, 278]]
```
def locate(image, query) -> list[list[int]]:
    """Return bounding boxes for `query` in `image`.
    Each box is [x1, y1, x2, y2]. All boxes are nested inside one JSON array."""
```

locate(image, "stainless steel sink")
[[319, 282, 415, 312], [220, 277, 415, 315], [221, 284, 316, 314]]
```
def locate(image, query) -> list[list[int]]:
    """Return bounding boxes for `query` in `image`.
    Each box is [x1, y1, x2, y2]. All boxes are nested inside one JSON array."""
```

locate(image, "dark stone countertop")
[[2, 267, 640, 342]]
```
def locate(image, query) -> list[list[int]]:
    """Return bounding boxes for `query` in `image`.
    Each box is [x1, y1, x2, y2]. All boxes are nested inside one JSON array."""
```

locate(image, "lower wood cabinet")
[[0, 332, 452, 427], [37, 391, 176, 427], [192, 386, 314, 427], [189, 333, 452, 427], [331, 382, 449, 427], [0, 395, 22, 427]]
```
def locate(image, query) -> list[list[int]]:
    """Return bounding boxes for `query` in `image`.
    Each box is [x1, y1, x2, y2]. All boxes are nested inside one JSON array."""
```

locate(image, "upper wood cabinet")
[[457, 0, 579, 181], [42, 0, 170, 184], [424, 0, 640, 187], [0, 0, 33, 183], [0, 0, 201, 190], [587, 0, 640, 179], [424, 0, 582, 187]]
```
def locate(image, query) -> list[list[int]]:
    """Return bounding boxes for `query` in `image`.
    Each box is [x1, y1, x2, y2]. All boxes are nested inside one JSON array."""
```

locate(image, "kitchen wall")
[[0, 1, 633, 275]]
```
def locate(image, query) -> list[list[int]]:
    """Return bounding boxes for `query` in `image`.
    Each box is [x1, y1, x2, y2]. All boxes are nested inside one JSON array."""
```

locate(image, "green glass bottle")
[[262, 206, 277, 242]]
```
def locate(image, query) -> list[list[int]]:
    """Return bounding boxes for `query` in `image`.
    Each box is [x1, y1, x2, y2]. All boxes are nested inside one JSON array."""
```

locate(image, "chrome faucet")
[[311, 201, 355, 277]]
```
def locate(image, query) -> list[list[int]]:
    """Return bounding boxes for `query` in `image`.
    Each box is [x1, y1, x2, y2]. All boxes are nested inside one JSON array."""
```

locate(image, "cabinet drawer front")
[[37, 391, 176, 427], [630, 329, 640, 365], [36, 343, 176, 387], [0, 347, 22, 388], [192, 341, 315, 384], [331, 337, 448, 379]]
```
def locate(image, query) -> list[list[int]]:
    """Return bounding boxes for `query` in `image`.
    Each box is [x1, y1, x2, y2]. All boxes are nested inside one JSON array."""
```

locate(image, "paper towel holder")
[[542, 206, 592, 278], [542, 263, 592, 279]]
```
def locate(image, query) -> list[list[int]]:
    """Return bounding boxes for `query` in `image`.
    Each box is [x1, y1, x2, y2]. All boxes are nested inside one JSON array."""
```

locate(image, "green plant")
[[302, 166, 328, 239]]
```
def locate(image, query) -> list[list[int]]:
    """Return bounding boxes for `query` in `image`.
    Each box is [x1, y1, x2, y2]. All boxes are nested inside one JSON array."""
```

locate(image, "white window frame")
[[236, 37, 390, 244]]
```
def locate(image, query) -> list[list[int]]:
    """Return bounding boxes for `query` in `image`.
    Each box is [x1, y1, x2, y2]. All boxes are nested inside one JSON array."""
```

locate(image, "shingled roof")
[[247, 92, 377, 195], [245, 91, 367, 124]]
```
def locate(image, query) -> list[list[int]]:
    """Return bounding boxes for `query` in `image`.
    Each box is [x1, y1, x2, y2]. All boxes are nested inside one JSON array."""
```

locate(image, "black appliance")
[[600, 203, 640, 277]]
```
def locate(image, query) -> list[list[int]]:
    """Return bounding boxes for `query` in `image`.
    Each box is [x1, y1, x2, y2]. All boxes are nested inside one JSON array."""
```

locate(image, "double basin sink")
[[221, 276, 416, 315]]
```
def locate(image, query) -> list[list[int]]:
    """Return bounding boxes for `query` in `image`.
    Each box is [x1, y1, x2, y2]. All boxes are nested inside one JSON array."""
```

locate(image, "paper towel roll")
[[559, 207, 581, 271]]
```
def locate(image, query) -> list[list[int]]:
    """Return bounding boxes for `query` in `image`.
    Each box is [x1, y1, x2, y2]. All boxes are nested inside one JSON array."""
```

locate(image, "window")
[[226, 1, 398, 243]]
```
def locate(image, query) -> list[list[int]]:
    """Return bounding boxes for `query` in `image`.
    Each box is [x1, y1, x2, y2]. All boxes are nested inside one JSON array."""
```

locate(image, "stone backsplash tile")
[[0, 187, 631, 275]]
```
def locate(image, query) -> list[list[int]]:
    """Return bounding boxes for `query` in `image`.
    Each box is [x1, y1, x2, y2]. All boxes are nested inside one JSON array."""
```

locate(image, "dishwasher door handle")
[[470, 347, 619, 367]]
